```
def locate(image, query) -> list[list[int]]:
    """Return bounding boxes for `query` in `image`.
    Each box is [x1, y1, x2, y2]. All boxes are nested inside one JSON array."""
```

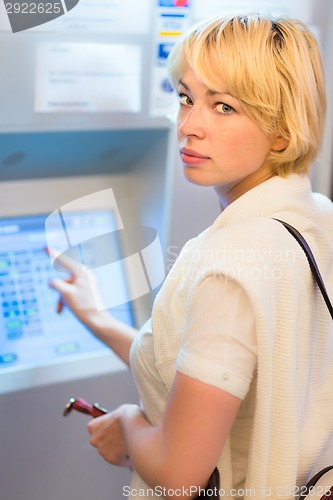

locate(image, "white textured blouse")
[[129, 174, 333, 499]]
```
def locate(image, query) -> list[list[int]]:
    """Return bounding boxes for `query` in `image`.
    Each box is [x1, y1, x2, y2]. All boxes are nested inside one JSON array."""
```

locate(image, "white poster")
[[34, 43, 142, 113], [32, 0, 152, 34]]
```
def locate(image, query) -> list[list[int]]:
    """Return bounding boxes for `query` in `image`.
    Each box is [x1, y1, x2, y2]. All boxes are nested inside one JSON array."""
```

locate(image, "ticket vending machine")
[[0, 144, 173, 500], [0, 2, 183, 499]]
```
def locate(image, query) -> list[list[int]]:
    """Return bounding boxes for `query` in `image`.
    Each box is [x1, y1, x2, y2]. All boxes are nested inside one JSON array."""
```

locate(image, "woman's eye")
[[215, 102, 233, 114], [178, 93, 193, 106]]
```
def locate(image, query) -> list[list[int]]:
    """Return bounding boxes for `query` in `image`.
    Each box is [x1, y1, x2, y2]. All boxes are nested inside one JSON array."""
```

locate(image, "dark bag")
[[275, 220, 333, 500]]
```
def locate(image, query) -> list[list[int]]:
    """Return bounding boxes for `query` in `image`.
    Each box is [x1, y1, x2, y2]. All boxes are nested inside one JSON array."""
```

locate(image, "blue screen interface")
[[0, 210, 133, 369]]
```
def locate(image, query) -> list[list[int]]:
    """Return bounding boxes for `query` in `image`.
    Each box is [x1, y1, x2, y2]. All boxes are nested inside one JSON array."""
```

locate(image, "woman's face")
[[176, 67, 282, 207]]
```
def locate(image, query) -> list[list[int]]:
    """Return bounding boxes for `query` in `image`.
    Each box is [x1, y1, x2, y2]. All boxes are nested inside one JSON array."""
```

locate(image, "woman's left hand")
[[87, 404, 140, 468]]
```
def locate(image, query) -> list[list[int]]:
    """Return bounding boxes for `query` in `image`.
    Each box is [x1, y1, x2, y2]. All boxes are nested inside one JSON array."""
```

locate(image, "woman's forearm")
[[85, 311, 138, 366], [88, 374, 240, 498], [120, 407, 172, 493], [119, 406, 205, 498], [117, 373, 240, 496]]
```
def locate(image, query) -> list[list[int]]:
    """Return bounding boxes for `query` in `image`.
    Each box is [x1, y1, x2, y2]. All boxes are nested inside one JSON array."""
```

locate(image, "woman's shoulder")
[[191, 216, 304, 283], [203, 216, 291, 253]]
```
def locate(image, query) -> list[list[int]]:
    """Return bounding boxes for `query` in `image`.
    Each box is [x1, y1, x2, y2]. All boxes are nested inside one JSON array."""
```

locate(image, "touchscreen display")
[[0, 210, 134, 369]]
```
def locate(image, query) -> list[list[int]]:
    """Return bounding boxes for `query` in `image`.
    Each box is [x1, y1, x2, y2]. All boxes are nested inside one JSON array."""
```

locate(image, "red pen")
[[63, 397, 108, 418]]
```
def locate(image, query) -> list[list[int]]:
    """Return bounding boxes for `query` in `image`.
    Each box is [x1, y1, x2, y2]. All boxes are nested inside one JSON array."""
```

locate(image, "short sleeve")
[[176, 276, 257, 399]]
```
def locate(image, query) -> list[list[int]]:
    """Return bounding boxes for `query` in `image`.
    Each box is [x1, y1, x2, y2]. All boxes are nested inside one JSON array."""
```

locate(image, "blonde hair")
[[167, 14, 326, 176]]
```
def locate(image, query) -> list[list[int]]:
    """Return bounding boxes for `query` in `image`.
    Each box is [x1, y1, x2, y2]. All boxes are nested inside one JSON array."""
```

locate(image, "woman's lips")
[[180, 148, 210, 165]]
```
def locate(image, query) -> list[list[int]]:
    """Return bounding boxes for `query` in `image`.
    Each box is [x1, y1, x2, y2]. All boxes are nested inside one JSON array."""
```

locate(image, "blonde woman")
[[50, 14, 333, 500]]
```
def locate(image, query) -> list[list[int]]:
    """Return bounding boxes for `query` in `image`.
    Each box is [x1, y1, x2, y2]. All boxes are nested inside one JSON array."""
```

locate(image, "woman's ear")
[[271, 135, 289, 152]]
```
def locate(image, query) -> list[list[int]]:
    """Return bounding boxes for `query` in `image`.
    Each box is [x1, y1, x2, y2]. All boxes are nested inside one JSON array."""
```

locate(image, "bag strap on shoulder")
[[273, 218, 333, 320]]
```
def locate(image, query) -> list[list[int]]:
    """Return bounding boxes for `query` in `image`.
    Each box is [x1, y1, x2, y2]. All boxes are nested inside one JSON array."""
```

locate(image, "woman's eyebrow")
[[178, 79, 189, 90], [178, 79, 231, 98]]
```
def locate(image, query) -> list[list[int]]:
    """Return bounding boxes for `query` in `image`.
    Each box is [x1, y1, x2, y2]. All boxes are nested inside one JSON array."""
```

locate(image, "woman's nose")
[[178, 107, 204, 138]]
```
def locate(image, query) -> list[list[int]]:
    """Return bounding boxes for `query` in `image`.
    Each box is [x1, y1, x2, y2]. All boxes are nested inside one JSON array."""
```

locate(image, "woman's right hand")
[[47, 248, 105, 328], [46, 248, 137, 366]]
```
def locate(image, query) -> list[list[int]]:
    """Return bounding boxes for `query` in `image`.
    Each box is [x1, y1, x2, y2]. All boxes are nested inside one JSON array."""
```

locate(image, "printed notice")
[[26, 0, 151, 34], [34, 43, 142, 113]]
